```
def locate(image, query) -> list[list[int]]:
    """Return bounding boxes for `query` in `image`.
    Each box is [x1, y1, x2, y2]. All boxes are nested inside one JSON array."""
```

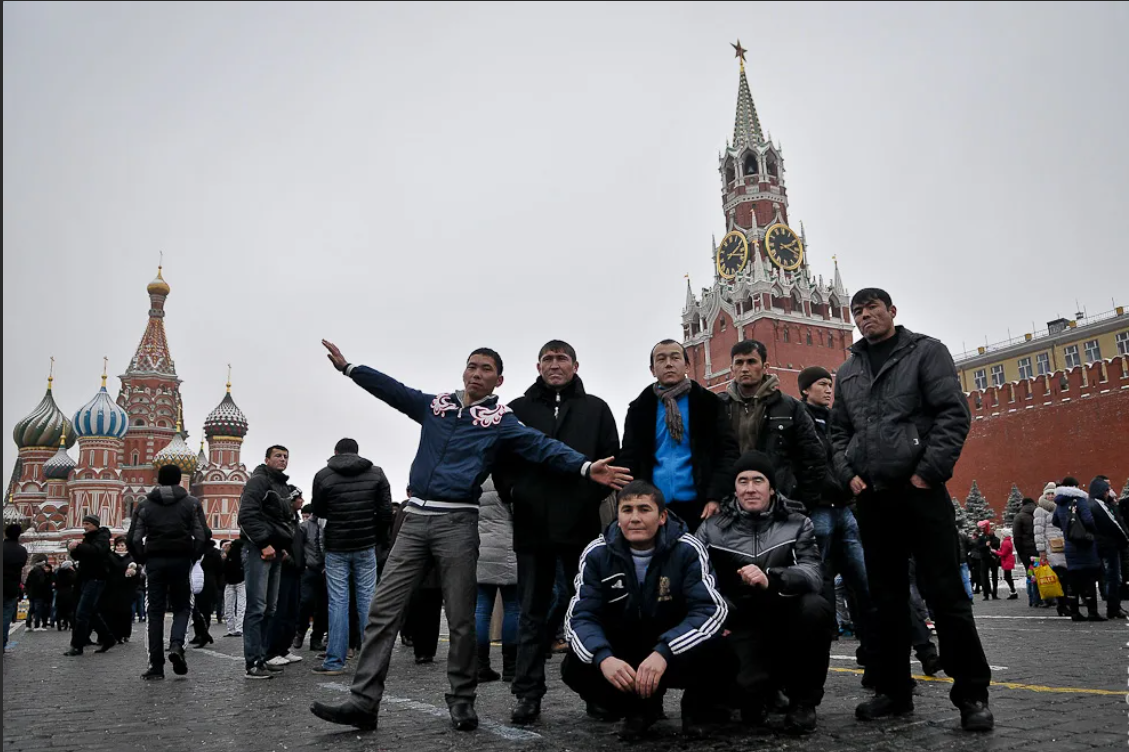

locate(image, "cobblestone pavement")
[[3, 596, 1124, 752]]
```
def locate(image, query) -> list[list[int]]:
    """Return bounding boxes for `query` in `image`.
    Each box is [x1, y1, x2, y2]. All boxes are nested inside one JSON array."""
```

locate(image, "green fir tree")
[[952, 496, 969, 532], [964, 481, 995, 531], [1002, 484, 1023, 527]]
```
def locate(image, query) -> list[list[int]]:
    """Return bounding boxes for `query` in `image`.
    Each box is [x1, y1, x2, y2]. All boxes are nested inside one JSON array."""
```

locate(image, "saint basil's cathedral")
[[5, 266, 250, 557]]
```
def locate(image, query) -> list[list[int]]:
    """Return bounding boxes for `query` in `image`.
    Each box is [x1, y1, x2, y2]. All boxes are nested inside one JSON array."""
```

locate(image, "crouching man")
[[562, 480, 729, 741], [695, 451, 832, 734]]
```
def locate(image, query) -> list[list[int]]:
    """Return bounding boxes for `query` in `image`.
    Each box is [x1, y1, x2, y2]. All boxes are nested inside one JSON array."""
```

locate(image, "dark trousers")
[[1002, 569, 1016, 594], [30, 598, 52, 628], [267, 566, 301, 659], [1068, 567, 1102, 615], [855, 484, 991, 706], [71, 580, 114, 650], [561, 637, 731, 718], [978, 559, 998, 598], [513, 547, 582, 701], [1099, 550, 1123, 615], [727, 592, 832, 708], [191, 584, 215, 641], [298, 568, 328, 644], [403, 584, 443, 659], [145, 558, 192, 667]]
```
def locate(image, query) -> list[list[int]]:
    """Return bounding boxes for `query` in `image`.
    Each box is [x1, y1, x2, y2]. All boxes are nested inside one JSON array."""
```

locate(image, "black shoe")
[[63, 648, 83, 657], [959, 700, 994, 732], [94, 641, 114, 654], [1007, 593, 1018, 600], [784, 704, 818, 735], [169, 644, 188, 675], [414, 655, 434, 664], [477, 643, 500, 682], [982, 596, 990, 601], [919, 654, 943, 677], [400, 634, 414, 647], [450, 702, 478, 731], [586, 701, 623, 722], [511, 697, 541, 725], [855, 694, 914, 720], [991, 594, 999, 600], [140, 667, 165, 681], [501, 644, 517, 683], [616, 713, 657, 742], [310, 700, 378, 730]]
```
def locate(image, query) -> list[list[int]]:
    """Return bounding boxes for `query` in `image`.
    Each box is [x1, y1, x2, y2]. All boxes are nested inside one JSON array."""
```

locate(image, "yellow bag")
[[1035, 564, 1064, 599]]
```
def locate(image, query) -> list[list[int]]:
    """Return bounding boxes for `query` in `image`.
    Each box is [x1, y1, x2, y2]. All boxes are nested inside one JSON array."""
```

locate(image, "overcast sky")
[[5, 1, 1128, 497]]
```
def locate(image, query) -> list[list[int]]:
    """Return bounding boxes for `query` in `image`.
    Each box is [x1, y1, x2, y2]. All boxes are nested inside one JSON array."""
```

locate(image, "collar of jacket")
[[1054, 486, 1087, 503], [454, 390, 498, 409], [526, 375, 585, 403], [254, 464, 290, 484], [603, 511, 688, 561], [724, 374, 780, 405], [804, 401, 830, 422], [716, 494, 789, 528], [633, 378, 708, 405], [848, 325, 923, 357]]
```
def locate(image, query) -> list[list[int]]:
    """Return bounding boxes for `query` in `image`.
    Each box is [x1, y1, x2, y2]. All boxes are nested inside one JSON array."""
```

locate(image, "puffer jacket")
[[311, 453, 393, 553], [299, 517, 324, 571], [1011, 500, 1038, 565], [694, 494, 822, 621], [830, 327, 971, 491], [998, 536, 1016, 571], [1052, 486, 1099, 570], [128, 485, 207, 562], [238, 464, 297, 552], [565, 513, 727, 666], [1033, 497, 1066, 569], [71, 526, 112, 583], [476, 477, 517, 585]]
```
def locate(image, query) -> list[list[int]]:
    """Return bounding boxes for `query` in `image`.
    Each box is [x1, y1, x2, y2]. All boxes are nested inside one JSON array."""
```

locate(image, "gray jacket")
[[300, 517, 325, 571], [476, 477, 517, 586], [1033, 497, 1066, 569], [831, 327, 971, 491]]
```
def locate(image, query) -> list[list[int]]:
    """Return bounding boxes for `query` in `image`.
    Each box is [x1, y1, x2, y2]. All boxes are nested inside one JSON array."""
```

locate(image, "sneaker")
[[856, 694, 914, 721], [283, 652, 303, 664], [958, 700, 994, 732], [245, 665, 274, 680], [311, 665, 346, 676], [265, 656, 289, 669]]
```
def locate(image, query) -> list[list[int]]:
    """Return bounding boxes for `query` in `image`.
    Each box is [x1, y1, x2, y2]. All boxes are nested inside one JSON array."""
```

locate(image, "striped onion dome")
[[43, 437, 77, 480], [73, 382, 129, 440], [204, 391, 248, 439], [13, 380, 76, 450], [153, 430, 197, 474]]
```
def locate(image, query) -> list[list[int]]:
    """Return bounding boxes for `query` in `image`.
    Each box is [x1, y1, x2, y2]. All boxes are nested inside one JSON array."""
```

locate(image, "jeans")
[[133, 590, 147, 621], [476, 584, 519, 647], [349, 511, 479, 712], [855, 484, 991, 706], [1100, 550, 1123, 616], [960, 563, 974, 600], [810, 506, 876, 657], [513, 547, 582, 701], [323, 549, 378, 671], [242, 545, 282, 669], [145, 557, 192, 668], [2, 597, 17, 647], [224, 582, 246, 634], [71, 580, 114, 650]]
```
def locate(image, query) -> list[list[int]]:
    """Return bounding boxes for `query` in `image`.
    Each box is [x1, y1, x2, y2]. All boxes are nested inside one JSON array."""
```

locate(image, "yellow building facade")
[[954, 307, 1129, 392]]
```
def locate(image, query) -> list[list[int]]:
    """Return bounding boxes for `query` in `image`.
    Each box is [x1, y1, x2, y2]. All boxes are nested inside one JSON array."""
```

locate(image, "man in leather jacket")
[[695, 451, 831, 735]]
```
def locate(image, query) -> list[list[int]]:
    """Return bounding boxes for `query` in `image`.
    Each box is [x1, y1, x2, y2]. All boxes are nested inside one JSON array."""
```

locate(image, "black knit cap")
[[731, 451, 776, 490], [82, 514, 101, 527], [797, 366, 832, 395]]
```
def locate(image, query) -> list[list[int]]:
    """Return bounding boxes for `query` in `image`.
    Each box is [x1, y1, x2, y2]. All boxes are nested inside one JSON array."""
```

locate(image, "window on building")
[[1063, 344, 1081, 369], [783, 327, 790, 343], [974, 369, 987, 390], [807, 331, 813, 345], [1036, 352, 1051, 375], [1084, 339, 1101, 363], [743, 154, 758, 176], [1117, 331, 1129, 356], [991, 364, 1005, 387], [1017, 357, 1033, 380]]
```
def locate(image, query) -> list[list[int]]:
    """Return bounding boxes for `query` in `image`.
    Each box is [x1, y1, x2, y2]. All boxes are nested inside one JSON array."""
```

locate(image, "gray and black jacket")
[[830, 327, 971, 491], [238, 464, 296, 552]]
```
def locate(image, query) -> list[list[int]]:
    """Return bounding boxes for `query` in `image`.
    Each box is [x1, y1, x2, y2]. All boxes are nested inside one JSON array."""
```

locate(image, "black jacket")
[[1088, 477, 1129, 554], [3, 539, 29, 599], [198, 541, 224, 587], [831, 327, 971, 491], [128, 485, 208, 562], [222, 539, 245, 584], [619, 380, 740, 503], [719, 387, 826, 511], [311, 454, 393, 553], [71, 526, 112, 583], [495, 376, 620, 551], [24, 564, 53, 601], [974, 532, 1001, 564], [1011, 500, 1038, 561], [238, 464, 297, 552], [801, 401, 851, 507]]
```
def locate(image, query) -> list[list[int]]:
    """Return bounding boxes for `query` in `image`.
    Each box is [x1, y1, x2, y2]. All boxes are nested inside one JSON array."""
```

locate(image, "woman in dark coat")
[[103, 537, 140, 642], [1052, 480, 1103, 621]]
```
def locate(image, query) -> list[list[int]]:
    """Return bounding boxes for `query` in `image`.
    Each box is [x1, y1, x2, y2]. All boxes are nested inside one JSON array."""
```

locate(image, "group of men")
[[305, 286, 994, 738]]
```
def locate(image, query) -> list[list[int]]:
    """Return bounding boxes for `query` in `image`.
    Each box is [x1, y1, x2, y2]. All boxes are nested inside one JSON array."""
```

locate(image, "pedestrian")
[[1053, 478, 1104, 621], [127, 464, 207, 679], [264, 485, 306, 667], [830, 287, 993, 731], [957, 527, 974, 600], [221, 539, 246, 637], [310, 438, 393, 676], [133, 568, 147, 623], [3, 524, 29, 651], [618, 339, 740, 533], [1086, 475, 1128, 619], [1010, 497, 1040, 606], [237, 445, 298, 679], [1033, 482, 1070, 616], [104, 538, 140, 642], [53, 561, 77, 631], [974, 521, 1001, 601], [294, 505, 328, 653], [189, 538, 223, 647], [490, 339, 621, 724], [310, 340, 629, 732], [998, 533, 1019, 599], [64, 515, 117, 656], [23, 557, 53, 631], [475, 476, 519, 684]]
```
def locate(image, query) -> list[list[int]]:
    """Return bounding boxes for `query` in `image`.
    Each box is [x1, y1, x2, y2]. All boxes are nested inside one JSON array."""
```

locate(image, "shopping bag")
[[190, 560, 205, 595], [1035, 564, 1063, 599]]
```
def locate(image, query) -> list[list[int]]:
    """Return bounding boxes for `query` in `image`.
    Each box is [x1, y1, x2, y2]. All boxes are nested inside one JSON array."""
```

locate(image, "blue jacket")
[[564, 513, 728, 667], [1052, 486, 1099, 570], [346, 365, 589, 506]]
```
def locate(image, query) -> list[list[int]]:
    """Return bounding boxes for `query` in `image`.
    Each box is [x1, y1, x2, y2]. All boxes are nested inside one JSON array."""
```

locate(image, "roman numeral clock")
[[764, 223, 805, 271]]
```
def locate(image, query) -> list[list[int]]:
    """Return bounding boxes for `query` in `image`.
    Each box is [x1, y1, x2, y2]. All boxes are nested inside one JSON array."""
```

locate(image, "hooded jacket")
[[1010, 499, 1039, 564], [128, 485, 208, 562], [694, 494, 823, 621], [71, 526, 112, 583], [238, 464, 297, 552], [830, 327, 971, 491], [1087, 477, 1129, 554], [719, 377, 826, 511], [619, 380, 741, 504], [311, 453, 393, 553], [565, 513, 727, 667], [494, 375, 620, 552], [1033, 496, 1066, 569], [1052, 486, 1099, 570]]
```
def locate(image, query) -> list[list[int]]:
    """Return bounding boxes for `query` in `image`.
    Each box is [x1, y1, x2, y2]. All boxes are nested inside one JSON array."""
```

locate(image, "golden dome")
[[147, 265, 170, 296]]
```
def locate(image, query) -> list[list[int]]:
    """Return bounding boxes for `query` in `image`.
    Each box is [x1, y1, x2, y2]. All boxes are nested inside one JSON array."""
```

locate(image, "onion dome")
[[73, 364, 129, 440], [3, 498, 26, 527], [43, 434, 77, 480], [153, 428, 197, 475], [13, 368, 76, 450], [204, 374, 248, 439], [147, 265, 170, 296]]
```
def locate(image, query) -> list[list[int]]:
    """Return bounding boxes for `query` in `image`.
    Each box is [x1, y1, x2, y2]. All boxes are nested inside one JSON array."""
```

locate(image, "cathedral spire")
[[128, 266, 178, 377], [832, 255, 845, 293], [730, 40, 764, 149]]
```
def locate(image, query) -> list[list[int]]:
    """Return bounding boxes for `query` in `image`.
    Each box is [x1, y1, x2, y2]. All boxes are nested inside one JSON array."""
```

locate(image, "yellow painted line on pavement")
[[829, 667, 1122, 696]]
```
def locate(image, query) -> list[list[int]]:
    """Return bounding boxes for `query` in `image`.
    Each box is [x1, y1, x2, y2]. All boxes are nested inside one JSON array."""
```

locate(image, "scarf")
[[653, 378, 693, 444], [725, 374, 780, 452]]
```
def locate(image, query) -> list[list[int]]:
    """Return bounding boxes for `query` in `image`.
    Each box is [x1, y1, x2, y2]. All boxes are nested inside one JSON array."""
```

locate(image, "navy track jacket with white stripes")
[[565, 512, 728, 668]]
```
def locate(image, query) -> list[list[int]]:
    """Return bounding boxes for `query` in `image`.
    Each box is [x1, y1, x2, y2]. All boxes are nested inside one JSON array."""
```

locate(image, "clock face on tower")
[[764, 223, 804, 271], [716, 231, 749, 279]]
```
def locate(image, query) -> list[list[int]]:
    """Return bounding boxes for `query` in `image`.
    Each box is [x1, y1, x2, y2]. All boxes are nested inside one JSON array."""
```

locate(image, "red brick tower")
[[192, 369, 250, 537], [682, 42, 855, 396]]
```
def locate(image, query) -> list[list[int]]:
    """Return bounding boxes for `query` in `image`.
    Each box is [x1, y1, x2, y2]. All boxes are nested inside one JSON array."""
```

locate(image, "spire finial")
[[101, 357, 108, 388], [226, 364, 232, 393], [60, 427, 67, 447], [731, 40, 747, 73], [159, 250, 164, 274], [48, 356, 55, 390], [176, 402, 183, 433]]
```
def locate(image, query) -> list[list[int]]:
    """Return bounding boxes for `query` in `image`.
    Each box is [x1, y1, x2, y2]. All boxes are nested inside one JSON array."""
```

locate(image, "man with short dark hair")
[[720, 341, 825, 512], [3, 524, 29, 652], [311, 438, 393, 675], [128, 464, 207, 679], [831, 288, 992, 731], [493, 339, 621, 724], [563, 479, 729, 740], [311, 340, 630, 733], [64, 514, 117, 656], [619, 339, 739, 533]]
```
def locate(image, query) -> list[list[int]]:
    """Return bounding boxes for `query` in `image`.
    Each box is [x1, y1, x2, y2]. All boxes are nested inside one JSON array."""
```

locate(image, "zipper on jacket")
[[554, 391, 561, 420]]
